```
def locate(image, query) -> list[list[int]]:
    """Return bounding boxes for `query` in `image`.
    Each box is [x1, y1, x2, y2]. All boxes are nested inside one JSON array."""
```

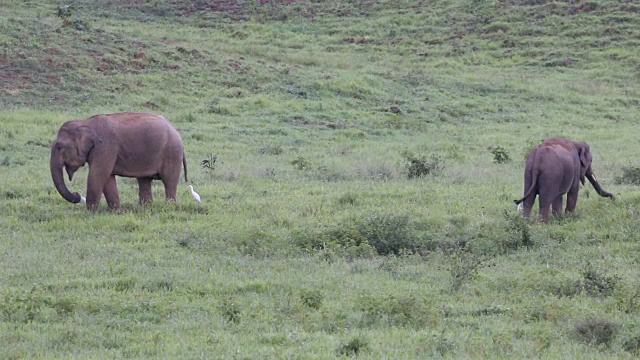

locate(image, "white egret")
[[189, 185, 201, 203], [77, 190, 86, 204]]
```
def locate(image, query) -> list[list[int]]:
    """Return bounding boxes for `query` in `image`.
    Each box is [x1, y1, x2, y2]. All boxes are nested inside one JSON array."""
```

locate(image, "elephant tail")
[[514, 151, 540, 205], [183, 153, 188, 182]]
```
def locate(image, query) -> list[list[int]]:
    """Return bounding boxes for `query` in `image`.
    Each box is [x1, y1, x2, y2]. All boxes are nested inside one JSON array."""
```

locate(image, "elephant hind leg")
[[522, 195, 536, 219], [104, 175, 121, 210], [537, 197, 552, 224], [552, 196, 563, 217], [160, 170, 180, 201], [137, 177, 153, 204]]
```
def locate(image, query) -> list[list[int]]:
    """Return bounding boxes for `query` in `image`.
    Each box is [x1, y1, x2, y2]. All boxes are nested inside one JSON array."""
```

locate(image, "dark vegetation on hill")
[[2, 0, 638, 116]]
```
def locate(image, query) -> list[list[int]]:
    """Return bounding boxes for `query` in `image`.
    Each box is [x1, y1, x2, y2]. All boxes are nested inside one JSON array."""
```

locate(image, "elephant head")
[[50, 124, 97, 204], [573, 141, 614, 199]]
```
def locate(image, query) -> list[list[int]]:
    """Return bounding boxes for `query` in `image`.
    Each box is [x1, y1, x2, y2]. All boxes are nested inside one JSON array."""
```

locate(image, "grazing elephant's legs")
[[552, 196, 563, 217], [86, 172, 110, 211], [103, 175, 121, 209], [137, 177, 153, 204], [522, 196, 535, 219], [161, 171, 180, 201], [538, 197, 552, 224], [566, 189, 579, 213]]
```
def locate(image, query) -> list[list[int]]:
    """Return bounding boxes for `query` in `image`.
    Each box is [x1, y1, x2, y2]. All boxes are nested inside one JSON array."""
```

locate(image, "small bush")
[[501, 210, 534, 251], [337, 192, 357, 206], [575, 317, 618, 347], [491, 146, 511, 164], [292, 212, 423, 256], [623, 334, 640, 354], [356, 293, 436, 328], [201, 154, 217, 171], [220, 297, 241, 324], [402, 151, 444, 179], [355, 213, 417, 255], [337, 336, 368, 356], [441, 247, 494, 291], [300, 289, 323, 310], [0, 287, 76, 323], [291, 156, 311, 170], [581, 263, 619, 297], [614, 166, 640, 185]]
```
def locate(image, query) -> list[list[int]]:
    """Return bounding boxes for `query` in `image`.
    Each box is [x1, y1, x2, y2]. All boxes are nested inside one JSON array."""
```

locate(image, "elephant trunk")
[[50, 147, 82, 204], [586, 173, 614, 199]]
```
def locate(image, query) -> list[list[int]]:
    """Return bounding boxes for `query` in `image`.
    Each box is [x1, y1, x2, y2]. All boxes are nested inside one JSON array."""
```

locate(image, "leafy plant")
[[56, 5, 75, 20], [402, 151, 444, 179], [290, 156, 310, 170], [502, 210, 534, 251], [201, 154, 217, 171], [337, 336, 368, 356], [292, 212, 423, 256], [581, 263, 619, 297], [55, 4, 88, 30], [575, 317, 618, 347], [614, 166, 640, 185], [491, 146, 511, 164], [356, 293, 436, 328], [441, 247, 494, 291], [623, 334, 640, 354], [220, 297, 241, 324], [300, 289, 323, 310]]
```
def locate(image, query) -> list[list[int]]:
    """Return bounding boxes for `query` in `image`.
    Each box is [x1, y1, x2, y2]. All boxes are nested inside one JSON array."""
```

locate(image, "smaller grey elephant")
[[514, 137, 613, 224]]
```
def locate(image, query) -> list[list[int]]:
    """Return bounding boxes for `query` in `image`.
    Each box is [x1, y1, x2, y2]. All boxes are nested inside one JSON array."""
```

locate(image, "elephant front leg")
[[103, 175, 121, 210], [137, 177, 153, 204], [85, 175, 106, 212]]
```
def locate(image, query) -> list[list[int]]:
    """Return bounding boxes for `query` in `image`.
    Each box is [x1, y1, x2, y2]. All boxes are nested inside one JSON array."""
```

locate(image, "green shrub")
[[614, 166, 640, 185], [300, 289, 323, 310], [491, 146, 511, 164], [220, 297, 241, 324], [355, 213, 417, 255], [290, 156, 311, 170], [337, 336, 368, 356], [623, 334, 640, 354], [581, 263, 619, 297], [441, 247, 494, 291], [356, 293, 436, 328], [292, 212, 424, 256], [402, 151, 444, 179], [501, 210, 534, 251], [575, 317, 618, 347], [201, 154, 217, 171]]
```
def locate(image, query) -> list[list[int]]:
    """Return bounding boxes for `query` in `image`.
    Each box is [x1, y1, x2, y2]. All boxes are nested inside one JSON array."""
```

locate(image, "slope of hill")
[[1, 0, 640, 358]]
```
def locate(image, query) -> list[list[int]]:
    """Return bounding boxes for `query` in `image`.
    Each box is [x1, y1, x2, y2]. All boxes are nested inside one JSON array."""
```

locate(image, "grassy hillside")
[[1, 0, 640, 357]]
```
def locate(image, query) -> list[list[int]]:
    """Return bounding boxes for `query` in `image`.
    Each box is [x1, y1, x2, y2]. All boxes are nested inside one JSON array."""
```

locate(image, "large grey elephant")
[[50, 112, 187, 211], [514, 137, 613, 223]]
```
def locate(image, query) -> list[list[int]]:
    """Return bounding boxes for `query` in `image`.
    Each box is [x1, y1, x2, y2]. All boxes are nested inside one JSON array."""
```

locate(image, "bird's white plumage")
[[189, 185, 201, 203], [77, 190, 86, 204]]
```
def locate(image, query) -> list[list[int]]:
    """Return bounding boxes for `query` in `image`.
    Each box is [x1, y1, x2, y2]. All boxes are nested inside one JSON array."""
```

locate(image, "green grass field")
[[2, 0, 640, 357]]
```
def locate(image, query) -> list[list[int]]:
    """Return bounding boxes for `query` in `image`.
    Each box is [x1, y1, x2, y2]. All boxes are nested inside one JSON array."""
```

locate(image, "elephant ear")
[[576, 142, 592, 185], [75, 126, 98, 159]]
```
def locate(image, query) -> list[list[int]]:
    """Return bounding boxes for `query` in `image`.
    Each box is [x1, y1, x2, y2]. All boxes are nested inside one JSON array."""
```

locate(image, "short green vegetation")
[[1, 0, 640, 357]]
